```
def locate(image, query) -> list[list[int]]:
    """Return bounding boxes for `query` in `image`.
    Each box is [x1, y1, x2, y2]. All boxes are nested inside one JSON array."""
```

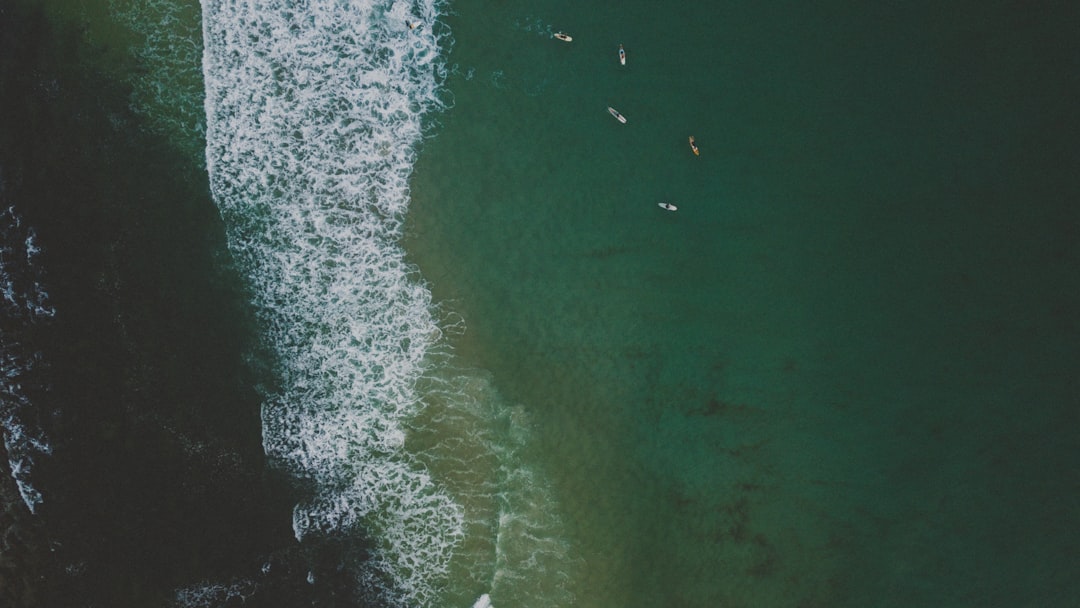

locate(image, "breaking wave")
[[0, 203, 56, 515], [200, 0, 577, 604], [201, 0, 462, 603]]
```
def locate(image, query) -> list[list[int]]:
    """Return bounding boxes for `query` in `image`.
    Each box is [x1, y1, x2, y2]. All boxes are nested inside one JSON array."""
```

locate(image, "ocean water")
[[2, 0, 1080, 607], [1, 2, 301, 606], [406, 0, 1080, 606]]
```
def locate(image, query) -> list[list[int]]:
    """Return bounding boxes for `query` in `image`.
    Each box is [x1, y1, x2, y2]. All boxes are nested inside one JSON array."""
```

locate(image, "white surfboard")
[[607, 106, 627, 123], [553, 32, 572, 42], [619, 44, 626, 65], [658, 202, 677, 211]]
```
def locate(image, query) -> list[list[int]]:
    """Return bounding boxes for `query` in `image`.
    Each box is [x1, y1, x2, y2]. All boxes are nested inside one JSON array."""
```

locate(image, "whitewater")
[[0, 205, 55, 515], [200, 0, 575, 605]]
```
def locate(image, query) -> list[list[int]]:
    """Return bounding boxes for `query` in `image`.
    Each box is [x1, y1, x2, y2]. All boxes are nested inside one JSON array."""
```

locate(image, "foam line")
[[201, 0, 461, 603]]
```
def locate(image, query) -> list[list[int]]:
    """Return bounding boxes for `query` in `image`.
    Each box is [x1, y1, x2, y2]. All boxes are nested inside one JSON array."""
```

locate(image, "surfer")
[[407, 20, 419, 30], [689, 135, 699, 155]]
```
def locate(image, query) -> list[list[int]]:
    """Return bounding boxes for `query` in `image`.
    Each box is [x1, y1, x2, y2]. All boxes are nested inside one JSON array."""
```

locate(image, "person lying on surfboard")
[[689, 135, 699, 155]]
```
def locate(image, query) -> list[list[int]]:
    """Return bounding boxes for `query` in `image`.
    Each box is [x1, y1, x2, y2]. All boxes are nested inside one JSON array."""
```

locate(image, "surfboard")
[[608, 107, 627, 123], [689, 136, 699, 155], [659, 202, 678, 211], [619, 44, 626, 65], [553, 32, 572, 42]]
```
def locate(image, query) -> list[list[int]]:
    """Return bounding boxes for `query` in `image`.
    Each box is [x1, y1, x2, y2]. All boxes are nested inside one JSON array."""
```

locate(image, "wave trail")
[[201, 0, 458, 604]]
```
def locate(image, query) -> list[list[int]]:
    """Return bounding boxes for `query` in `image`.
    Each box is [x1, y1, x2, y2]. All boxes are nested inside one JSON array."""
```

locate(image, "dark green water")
[[407, 0, 1080, 605], [0, 4, 355, 606]]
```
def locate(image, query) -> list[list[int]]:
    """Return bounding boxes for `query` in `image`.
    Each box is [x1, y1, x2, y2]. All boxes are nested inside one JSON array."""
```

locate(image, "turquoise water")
[[407, 0, 1080, 606]]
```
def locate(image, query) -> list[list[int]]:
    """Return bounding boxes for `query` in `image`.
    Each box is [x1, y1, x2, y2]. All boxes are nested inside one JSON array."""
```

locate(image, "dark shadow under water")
[[0, 4, 387, 607]]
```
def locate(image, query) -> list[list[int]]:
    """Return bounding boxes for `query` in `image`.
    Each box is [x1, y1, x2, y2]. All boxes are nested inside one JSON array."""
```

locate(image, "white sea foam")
[[172, 579, 256, 607], [201, 0, 461, 603], [0, 205, 56, 515], [410, 370, 580, 607], [201, 1, 578, 605]]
